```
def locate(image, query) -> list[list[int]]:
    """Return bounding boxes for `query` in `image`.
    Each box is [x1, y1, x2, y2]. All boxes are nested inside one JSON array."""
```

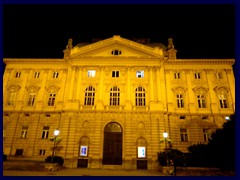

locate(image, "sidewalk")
[[3, 168, 164, 176]]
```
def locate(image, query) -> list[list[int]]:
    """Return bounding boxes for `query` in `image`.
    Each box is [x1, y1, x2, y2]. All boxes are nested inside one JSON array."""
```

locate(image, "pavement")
[[3, 167, 236, 176], [3, 168, 165, 176]]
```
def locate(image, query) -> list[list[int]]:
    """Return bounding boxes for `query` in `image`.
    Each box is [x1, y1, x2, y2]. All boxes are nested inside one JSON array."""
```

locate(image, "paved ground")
[[3, 168, 164, 176], [3, 167, 235, 176]]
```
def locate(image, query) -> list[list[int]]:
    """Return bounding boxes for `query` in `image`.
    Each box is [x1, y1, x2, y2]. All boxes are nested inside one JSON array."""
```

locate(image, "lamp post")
[[163, 132, 169, 166], [51, 128, 60, 163]]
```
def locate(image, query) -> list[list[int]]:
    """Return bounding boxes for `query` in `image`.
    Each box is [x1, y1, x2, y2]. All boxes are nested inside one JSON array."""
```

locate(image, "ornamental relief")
[[18, 116, 34, 125], [39, 117, 54, 126], [191, 79, 207, 86], [27, 79, 42, 86], [46, 79, 62, 87], [8, 79, 23, 85]]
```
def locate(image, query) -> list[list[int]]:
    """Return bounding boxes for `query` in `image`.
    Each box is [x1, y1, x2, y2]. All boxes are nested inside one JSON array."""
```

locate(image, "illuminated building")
[[3, 35, 235, 170]]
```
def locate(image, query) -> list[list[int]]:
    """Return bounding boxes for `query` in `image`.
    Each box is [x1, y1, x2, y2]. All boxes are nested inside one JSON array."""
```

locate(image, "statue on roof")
[[167, 38, 174, 50], [63, 38, 73, 60]]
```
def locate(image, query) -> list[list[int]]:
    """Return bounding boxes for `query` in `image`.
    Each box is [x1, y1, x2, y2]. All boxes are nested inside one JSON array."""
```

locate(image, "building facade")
[[3, 35, 235, 170]]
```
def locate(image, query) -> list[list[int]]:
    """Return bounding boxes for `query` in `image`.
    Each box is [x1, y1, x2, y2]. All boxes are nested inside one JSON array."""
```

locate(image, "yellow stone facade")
[[3, 35, 235, 170]]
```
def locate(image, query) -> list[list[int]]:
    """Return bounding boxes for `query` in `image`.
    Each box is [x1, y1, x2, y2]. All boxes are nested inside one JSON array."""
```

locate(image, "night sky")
[[3, 4, 235, 59]]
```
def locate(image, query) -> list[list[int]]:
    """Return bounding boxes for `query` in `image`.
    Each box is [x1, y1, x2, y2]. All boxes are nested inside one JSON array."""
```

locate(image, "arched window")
[[84, 86, 95, 105], [110, 86, 120, 106], [135, 87, 146, 106]]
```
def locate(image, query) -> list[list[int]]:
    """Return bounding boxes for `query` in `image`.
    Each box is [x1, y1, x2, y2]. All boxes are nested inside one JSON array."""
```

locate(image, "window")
[[7, 91, 16, 106], [48, 93, 56, 106], [88, 70, 96, 77], [110, 86, 120, 106], [112, 70, 119, 77], [174, 72, 180, 79], [195, 72, 201, 79], [176, 94, 184, 108], [53, 72, 59, 78], [135, 87, 146, 106], [111, 50, 121, 55], [197, 94, 206, 108], [34, 72, 40, 78], [219, 94, 228, 108], [42, 126, 49, 139], [84, 86, 95, 105], [45, 113, 51, 117], [216, 72, 223, 79], [180, 116, 185, 120], [21, 126, 28, 138], [202, 116, 208, 120], [39, 149, 46, 156], [27, 93, 36, 106], [136, 71, 144, 78], [15, 149, 23, 156], [15, 72, 21, 78], [180, 128, 188, 142], [203, 129, 210, 142]]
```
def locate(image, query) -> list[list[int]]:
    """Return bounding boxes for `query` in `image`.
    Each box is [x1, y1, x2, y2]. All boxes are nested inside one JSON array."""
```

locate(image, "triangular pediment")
[[70, 35, 164, 58]]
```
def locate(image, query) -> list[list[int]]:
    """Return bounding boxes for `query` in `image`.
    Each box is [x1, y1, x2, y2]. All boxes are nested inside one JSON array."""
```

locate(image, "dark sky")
[[3, 4, 235, 59]]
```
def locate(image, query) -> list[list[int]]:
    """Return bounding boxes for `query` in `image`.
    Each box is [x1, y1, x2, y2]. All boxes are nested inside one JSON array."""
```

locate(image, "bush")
[[3, 154, 7, 161], [45, 156, 64, 166]]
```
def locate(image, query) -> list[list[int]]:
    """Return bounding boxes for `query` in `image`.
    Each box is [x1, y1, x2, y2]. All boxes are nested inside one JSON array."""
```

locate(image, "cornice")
[[3, 58, 66, 64], [165, 59, 235, 65]]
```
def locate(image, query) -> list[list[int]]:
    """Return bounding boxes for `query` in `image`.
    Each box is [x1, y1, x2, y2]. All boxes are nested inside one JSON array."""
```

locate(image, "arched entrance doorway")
[[102, 122, 122, 165]]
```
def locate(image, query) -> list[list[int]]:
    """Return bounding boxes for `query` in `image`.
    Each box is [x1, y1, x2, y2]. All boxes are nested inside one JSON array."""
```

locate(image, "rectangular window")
[[80, 146, 88, 157], [27, 94, 35, 106], [195, 72, 201, 79], [137, 146, 146, 158], [7, 92, 16, 106], [180, 116, 185, 120], [53, 72, 59, 78], [197, 95, 206, 108], [39, 149, 46, 156], [136, 70, 144, 78], [88, 70, 96, 77], [15, 149, 24, 156], [112, 70, 119, 77], [219, 94, 228, 108], [48, 93, 56, 106], [15, 72, 21, 78], [42, 126, 49, 139], [174, 72, 180, 79], [203, 129, 210, 142], [176, 94, 184, 108], [180, 128, 188, 142], [21, 126, 28, 138], [34, 72, 40, 78]]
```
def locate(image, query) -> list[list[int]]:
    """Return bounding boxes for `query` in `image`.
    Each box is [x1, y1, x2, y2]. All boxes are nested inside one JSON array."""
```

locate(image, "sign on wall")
[[80, 145, 88, 156], [138, 146, 146, 158]]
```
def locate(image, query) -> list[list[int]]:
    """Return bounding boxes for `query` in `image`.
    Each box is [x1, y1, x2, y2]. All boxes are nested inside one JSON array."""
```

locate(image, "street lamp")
[[163, 132, 169, 166], [51, 128, 60, 163]]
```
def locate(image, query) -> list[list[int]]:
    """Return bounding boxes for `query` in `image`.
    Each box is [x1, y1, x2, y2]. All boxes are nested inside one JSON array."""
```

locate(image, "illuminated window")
[[197, 94, 206, 108], [203, 129, 210, 142], [136, 71, 144, 78], [135, 87, 146, 106], [39, 149, 46, 156], [42, 126, 49, 139], [34, 72, 40, 78], [88, 70, 96, 77], [219, 94, 228, 108], [110, 86, 120, 106], [195, 72, 201, 79], [48, 93, 56, 106], [21, 126, 28, 138], [180, 128, 188, 142], [111, 50, 121, 55], [112, 70, 119, 77], [176, 94, 184, 108], [84, 86, 95, 105], [15, 72, 21, 78], [27, 93, 36, 106], [174, 72, 180, 79], [53, 72, 59, 78]]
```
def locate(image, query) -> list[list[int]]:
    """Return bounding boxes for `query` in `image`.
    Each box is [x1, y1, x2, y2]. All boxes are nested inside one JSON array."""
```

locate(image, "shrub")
[[45, 156, 64, 166]]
